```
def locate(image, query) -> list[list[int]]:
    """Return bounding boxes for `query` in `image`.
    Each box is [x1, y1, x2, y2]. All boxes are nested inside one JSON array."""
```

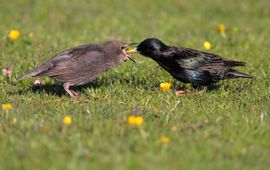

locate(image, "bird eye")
[[121, 46, 126, 50]]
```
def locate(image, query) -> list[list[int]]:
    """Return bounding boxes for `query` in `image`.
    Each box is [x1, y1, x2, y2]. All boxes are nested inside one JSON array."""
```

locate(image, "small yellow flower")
[[160, 136, 170, 144], [128, 115, 144, 127], [203, 41, 212, 50], [2, 103, 12, 110], [160, 82, 171, 92], [128, 116, 136, 125], [63, 116, 72, 125], [217, 23, 226, 33], [8, 29, 21, 41], [135, 116, 144, 126]]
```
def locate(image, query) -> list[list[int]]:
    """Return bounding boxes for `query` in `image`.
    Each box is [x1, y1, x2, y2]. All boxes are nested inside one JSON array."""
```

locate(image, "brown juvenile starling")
[[126, 38, 253, 89], [18, 40, 134, 98]]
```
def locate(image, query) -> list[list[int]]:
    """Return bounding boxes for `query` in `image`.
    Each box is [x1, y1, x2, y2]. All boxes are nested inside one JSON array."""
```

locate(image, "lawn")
[[0, 0, 270, 169]]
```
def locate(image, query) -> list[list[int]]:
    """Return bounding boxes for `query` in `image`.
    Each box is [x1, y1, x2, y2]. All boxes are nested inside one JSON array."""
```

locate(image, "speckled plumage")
[[136, 38, 253, 88], [18, 40, 132, 98]]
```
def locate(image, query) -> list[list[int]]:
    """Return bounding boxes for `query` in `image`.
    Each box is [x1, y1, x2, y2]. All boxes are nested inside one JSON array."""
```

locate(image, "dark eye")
[[121, 46, 125, 50]]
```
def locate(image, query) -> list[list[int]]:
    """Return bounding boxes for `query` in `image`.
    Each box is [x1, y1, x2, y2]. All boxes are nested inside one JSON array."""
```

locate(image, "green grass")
[[0, 0, 270, 169]]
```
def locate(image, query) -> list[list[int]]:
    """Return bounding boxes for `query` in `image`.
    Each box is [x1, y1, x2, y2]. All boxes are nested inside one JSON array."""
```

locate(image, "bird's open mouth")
[[122, 54, 136, 63], [125, 43, 138, 54], [123, 43, 138, 63]]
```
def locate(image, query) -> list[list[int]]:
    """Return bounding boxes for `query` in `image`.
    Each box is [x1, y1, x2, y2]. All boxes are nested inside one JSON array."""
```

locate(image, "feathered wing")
[[224, 69, 254, 79], [45, 51, 107, 85], [169, 47, 253, 80], [17, 61, 53, 80], [170, 47, 246, 68], [17, 44, 92, 81]]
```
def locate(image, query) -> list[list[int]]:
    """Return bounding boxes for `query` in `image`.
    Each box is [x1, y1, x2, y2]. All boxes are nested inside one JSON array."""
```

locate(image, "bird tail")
[[224, 60, 246, 67], [17, 69, 43, 81], [226, 69, 254, 79]]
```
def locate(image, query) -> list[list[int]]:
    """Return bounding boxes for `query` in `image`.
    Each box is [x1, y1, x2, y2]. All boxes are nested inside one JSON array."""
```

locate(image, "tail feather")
[[226, 69, 254, 79], [17, 60, 53, 81], [17, 68, 44, 81], [224, 60, 246, 67]]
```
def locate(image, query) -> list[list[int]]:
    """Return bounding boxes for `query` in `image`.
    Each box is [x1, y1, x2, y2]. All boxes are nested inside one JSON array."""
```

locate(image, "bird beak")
[[125, 43, 138, 54], [125, 48, 138, 54], [123, 43, 138, 63], [124, 47, 138, 63], [127, 55, 136, 63]]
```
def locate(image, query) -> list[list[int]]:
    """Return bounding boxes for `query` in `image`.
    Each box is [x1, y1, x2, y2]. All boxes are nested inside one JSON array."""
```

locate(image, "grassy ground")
[[0, 0, 270, 169]]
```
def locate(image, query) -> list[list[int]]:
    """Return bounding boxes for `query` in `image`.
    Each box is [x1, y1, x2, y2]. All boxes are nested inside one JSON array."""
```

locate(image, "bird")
[[126, 38, 253, 89], [18, 40, 135, 98]]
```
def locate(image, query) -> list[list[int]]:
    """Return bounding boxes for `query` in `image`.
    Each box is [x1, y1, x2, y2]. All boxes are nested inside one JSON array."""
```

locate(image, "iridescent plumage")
[[135, 38, 253, 88]]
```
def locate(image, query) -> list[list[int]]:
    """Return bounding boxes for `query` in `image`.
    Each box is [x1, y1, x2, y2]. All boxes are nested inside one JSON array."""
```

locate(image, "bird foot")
[[175, 90, 186, 95], [70, 90, 80, 100], [64, 83, 80, 99], [194, 88, 207, 96]]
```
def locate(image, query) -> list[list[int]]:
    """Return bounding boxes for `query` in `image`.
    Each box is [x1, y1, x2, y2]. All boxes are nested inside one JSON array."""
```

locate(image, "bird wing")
[[160, 47, 248, 82], [39, 44, 108, 84], [166, 47, 246, 69]]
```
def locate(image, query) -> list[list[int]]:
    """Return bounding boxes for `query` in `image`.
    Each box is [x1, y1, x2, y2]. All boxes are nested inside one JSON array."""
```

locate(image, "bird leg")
[[63, 83, 79, 99], [193, 85, 207, 95], [70, 89, 80, 97]]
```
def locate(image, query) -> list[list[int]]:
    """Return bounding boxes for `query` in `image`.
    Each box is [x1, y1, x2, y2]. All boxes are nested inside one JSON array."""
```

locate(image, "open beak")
[[125, 48, 138, 54], [125, 42, 138, 54], [123, 43, 138, 63], [127, 55, 136, 63]]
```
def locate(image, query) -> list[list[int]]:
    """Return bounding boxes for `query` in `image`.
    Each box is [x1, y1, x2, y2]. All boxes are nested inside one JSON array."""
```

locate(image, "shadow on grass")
[[9, 74, 246, 98], [13, 80, 109, 97], [11, 74, 153, 97], [174, 81, 221, 91]]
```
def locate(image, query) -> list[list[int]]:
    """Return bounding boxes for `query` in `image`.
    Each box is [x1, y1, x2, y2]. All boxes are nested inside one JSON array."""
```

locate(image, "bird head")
[[104, 40, 136, 63], [125, 38, 168, 57]]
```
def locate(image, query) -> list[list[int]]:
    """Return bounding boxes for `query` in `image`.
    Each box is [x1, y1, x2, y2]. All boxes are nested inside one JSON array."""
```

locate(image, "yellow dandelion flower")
[[135, 116, 144, 126], [203, 41, 212, 50], [2, 103, 12, 110], [128, 116, 137, 125], [8, 29, 20, 41], [63, 116, 72, 125], [128, 115, 144, 127], [217, 23, 226, 33], [160, 136, 170, 144], [160, 82, 171, 92]]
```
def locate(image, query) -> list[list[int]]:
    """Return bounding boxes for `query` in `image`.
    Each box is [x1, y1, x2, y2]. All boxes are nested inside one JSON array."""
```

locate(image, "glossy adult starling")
[[18, 40, 134, 98], [126, 38, 253, 89]]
